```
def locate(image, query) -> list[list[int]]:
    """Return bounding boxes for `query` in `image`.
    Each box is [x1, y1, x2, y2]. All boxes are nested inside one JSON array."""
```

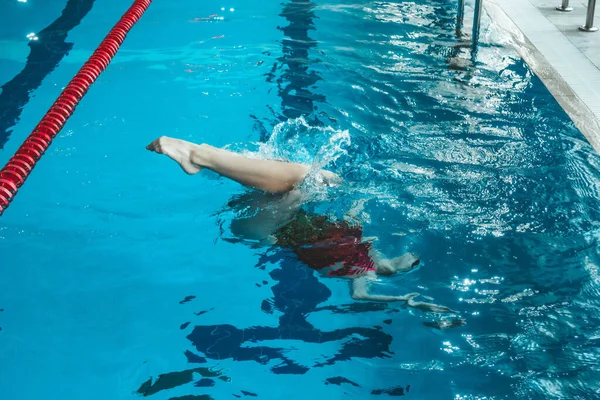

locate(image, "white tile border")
[[486, 0, 600, 152]]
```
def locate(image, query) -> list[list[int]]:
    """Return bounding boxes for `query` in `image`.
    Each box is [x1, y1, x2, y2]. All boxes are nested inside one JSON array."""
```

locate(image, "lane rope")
[[0, 0, 153, 216]]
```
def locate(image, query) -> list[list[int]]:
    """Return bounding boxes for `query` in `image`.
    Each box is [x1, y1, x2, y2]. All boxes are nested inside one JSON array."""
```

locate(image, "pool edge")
[[485, 0, 600, 153]]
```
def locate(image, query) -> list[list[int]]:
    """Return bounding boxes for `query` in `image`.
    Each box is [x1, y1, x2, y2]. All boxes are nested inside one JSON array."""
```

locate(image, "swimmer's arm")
[[351, 275, 418, 302], [351, 275, 456, 313]]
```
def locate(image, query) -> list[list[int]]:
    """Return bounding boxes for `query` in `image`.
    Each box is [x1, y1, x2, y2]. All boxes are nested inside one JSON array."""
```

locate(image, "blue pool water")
[[2, 0, 600, 398]]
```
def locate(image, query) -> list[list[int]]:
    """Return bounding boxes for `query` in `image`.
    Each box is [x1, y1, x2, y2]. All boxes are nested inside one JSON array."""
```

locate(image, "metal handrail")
[[472, 0, 483, 47], [580, 0, 599, 31], [456, 0, 483, 49], [457, 0, 465, 29]]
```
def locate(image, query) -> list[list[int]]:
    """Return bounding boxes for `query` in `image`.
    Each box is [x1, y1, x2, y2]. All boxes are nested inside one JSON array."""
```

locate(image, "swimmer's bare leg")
[[146, 136, 340, 193]]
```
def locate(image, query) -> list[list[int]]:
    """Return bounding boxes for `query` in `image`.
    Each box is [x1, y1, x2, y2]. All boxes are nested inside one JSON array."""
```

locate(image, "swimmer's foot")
[[146, 136, 203, 175]]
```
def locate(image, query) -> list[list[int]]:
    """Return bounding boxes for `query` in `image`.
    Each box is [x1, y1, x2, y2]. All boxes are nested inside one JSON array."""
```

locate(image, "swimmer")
[[146, 136, 454, 313]]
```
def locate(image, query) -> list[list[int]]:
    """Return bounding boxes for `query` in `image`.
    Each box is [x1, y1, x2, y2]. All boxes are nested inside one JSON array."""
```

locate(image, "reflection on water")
[[266, 0, 325, 122]]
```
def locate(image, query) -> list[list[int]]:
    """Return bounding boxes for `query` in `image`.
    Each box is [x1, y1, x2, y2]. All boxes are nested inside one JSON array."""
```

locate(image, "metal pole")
[[579, 0, 599, 31], [472, 0, 483, 49], [457, 0, 465, 28], [557, 0, 573, 12]]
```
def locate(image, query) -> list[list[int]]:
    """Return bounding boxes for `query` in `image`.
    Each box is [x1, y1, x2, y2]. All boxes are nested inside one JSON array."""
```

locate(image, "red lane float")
[[0, 0, 153, 215]]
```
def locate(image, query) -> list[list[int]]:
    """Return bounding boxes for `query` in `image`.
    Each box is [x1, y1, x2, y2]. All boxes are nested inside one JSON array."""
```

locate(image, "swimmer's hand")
[[406, 294, 456, 313]]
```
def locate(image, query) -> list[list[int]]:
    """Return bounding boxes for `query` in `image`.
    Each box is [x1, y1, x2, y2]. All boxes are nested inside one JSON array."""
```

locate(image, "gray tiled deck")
[[486, 0, 600, 151]]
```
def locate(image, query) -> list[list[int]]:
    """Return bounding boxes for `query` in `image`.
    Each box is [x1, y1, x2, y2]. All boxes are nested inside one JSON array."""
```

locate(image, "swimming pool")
[[2, 0, 600, 398]]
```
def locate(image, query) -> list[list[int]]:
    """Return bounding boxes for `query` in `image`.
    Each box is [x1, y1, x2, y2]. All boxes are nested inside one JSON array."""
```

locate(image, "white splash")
[[242, 116, 351, 199]]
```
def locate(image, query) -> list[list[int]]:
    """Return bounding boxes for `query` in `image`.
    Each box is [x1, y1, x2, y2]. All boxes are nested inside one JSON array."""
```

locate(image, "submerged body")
[[147, 136, 454, 312]]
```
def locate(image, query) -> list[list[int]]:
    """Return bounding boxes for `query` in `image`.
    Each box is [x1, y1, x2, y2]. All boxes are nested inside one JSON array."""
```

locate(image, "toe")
[[147, 139, 161, 152]]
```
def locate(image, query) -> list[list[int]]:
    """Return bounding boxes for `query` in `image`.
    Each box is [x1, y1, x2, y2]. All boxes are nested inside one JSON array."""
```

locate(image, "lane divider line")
[[0, 0, 153, 215]]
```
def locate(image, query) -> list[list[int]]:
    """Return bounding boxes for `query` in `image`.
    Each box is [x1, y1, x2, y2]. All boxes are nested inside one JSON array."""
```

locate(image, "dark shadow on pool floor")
[[186, 250, 395, 374], [136, 250, 404, 398]]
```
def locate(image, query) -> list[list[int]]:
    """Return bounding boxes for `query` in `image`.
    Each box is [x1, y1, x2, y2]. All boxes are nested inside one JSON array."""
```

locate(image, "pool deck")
[[486, 0, 600, 152]]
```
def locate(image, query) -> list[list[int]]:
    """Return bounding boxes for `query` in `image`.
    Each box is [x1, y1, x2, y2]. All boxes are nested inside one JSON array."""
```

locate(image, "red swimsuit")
[[274, 212, 375, 277]]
